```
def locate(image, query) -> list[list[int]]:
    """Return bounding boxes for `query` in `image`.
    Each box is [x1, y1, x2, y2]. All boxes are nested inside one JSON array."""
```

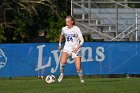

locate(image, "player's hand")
[[72, 50, 76, 53], [73, 48, 78, 53], [73, 45, 81, 53], [58, 45, 62, 50]]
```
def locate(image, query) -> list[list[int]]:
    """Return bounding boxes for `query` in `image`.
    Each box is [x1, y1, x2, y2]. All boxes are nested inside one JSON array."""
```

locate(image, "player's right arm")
[[58, 28, 64, 50], [58, 34, 63, 50]]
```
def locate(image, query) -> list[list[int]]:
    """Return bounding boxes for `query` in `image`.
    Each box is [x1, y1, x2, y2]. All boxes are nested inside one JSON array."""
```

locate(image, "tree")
[[0, 0, 70, 43]]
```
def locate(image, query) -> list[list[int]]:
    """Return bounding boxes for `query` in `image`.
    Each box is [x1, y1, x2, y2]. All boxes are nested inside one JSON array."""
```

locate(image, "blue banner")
[[0, 42, 140, 77]]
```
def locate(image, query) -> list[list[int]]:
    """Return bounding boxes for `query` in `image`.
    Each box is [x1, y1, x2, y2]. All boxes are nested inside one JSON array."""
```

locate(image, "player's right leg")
[[58, 52, 70, 82]]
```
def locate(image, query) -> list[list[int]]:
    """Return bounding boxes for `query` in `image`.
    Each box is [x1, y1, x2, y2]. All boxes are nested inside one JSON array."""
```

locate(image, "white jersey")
[[61, 26, 83, 47]]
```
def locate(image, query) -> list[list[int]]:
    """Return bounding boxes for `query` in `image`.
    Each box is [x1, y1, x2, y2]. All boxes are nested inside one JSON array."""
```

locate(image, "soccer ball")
[[45, 75, 56, 84]]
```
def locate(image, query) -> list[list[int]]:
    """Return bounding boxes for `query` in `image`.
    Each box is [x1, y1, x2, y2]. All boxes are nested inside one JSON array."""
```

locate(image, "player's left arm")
[[73, 28, 84, 53], [73, 36, 84, 53]]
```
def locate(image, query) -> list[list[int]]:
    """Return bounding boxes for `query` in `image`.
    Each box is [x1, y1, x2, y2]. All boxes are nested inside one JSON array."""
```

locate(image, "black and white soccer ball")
[[45, 75, 56, 84]]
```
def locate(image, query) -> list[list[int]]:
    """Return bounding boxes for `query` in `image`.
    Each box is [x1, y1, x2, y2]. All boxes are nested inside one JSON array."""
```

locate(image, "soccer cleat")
[[58, 73, 64, 82], [41, 76, 44, 79], [81, 79, 85, 83]]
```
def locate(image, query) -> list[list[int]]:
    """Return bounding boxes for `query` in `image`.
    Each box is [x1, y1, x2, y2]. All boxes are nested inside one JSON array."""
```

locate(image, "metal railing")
[[78, 22, 114, 40], [111, 0, 138, 41], [71, 0, 138, 41], [111, 24, 136, 41]]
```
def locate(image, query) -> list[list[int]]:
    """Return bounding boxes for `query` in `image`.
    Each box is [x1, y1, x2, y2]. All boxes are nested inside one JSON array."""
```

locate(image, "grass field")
[[0, 77, 140, 93]]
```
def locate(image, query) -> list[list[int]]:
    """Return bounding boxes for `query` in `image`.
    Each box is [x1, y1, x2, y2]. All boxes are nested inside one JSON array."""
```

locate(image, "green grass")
[[0, 77, 140, 93]]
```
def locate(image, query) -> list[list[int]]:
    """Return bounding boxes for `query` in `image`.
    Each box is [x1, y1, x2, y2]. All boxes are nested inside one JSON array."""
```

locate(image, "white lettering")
[[35, 45, 105, 73], [81, 47, 94, 62], [35, 45, 51, 71], [96, 47, 105, 62], [50, 50, 61, 73]]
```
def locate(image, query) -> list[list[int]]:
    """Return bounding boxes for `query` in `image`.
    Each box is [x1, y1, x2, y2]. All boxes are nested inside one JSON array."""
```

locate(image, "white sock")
[[60, 63, 65, 74], [77, 69, 84, 80]]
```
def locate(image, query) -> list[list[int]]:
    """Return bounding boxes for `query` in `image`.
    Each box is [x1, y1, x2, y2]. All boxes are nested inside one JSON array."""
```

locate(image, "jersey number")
[[67, 35, 73, 42]]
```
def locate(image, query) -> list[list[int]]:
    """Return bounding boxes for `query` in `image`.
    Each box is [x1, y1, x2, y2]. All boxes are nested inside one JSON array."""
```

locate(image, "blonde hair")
[[66, 16, 75, 25]]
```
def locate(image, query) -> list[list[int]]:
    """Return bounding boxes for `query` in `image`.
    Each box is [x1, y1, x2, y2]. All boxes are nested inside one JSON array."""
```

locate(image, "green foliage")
[[0, 25, 6, 42], [0, 0, 70, 43], [46, 12, 67, 42]]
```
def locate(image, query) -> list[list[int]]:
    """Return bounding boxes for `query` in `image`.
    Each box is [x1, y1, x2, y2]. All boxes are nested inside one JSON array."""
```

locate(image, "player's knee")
[[60, 58, 67, 65], [60, 58, 66, 65]]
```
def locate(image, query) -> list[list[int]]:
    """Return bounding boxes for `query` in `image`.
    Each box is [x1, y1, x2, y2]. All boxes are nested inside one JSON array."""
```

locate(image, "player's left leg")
[[74, 57, 84, 83]]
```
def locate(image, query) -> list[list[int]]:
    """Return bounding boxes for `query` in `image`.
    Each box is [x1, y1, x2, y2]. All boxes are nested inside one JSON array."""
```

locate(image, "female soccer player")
[[58, 16, 84, 83]]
